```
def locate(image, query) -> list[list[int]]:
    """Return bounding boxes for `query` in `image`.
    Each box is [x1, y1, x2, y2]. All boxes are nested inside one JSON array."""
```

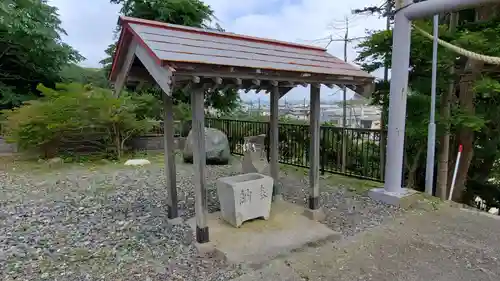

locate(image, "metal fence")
[[206, 118, 385, 182]]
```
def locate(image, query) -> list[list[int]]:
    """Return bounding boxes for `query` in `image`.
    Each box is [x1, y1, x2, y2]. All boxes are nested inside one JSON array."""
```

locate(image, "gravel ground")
[[279, 175, 404, 237], [0, 158, 402, 280]]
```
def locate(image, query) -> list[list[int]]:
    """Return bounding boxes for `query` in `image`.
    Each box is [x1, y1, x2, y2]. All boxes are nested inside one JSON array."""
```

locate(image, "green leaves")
[[0, 0, 82, 110], [2, 83, 153, 158], [102, 0, 214, 72], [60, 64, 110, 89], [110, 0, 214, 28]]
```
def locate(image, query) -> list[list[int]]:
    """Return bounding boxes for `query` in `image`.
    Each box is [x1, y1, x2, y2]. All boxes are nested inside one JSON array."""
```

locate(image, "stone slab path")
[[233, 206, 500, 281]]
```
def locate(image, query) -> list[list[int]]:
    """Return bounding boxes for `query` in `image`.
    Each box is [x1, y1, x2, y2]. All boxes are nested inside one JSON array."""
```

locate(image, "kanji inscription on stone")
[[260, 184, 268, 200], [239, 188, 252, 205]]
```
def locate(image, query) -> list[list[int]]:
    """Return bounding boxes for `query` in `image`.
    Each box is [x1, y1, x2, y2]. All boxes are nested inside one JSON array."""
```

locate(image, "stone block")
[[368, 187, 418, 207], [303, 207, 326, 221], [194, 241, 218, 256], [217, 173, 274, 227], [241, 138, 270, 176], [167, 217, 183, 225]]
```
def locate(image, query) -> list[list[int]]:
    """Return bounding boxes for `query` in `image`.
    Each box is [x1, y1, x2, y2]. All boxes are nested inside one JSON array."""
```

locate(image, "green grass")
[[279, 165, 445, 210], [0, 151, 155, 175], [278, 163, 382, 194], [0, 150, 188, 175]]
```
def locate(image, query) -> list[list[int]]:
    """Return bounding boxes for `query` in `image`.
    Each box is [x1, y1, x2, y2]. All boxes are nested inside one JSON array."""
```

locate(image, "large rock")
[[183, 127, 231, 165]]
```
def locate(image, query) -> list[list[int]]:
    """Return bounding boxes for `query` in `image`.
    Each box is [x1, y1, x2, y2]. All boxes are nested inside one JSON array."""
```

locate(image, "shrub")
[[1, 83, 153, 158]]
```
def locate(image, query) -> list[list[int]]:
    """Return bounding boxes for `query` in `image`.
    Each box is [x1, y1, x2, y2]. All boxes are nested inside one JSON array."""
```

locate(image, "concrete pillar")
[[368, 0, 416, 205], [270, 85, 281, 200], [382, 0, 412, 193], [404, 0, 500, 20], [191, 89, 209, 243]]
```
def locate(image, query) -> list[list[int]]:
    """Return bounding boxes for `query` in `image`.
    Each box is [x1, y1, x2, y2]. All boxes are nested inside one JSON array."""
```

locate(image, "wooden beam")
[[338, 76, 354, 81], [192, 76, 201, 83], [114, 40, 138, 96], [166, 66, 176, 73], [270, 80, 279, 87], [135, 44, 173, 96], [308, 84, 321, 211], [252, 79, 261, 86], [324, 84, 334, 89], [182, 82, 193, 92], [191, 88, 209, 243], [270, 85, 281, 201], [299, 82, 308, 87], [280, 81, 295, 87], [279, 87, 293, 99], [174, 71, 371, 89], [211, 77, 223, 91], [212, 77, 223, 85], [170, 62, 373, 82], [136, 80, 146, 92], [234, 78, 243, 86], [163, 91, 178, 220]]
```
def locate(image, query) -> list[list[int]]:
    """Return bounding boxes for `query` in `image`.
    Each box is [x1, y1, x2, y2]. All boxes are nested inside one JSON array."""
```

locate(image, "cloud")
[[206, 0, 386, 101], [48, 0, 386, 99], [48, 0, 121, 68]]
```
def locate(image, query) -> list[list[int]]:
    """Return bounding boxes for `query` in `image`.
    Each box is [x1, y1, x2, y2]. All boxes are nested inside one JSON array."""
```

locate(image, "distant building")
[[239, 99, 381, 129]]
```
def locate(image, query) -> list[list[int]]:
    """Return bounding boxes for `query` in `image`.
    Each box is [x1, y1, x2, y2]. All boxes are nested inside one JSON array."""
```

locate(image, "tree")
[[0, 0, 82, 109], [101, 0, 214, 73], [2, 83, 154, 159], [60, 64, 110, 89], [102, 0, 241, 113]]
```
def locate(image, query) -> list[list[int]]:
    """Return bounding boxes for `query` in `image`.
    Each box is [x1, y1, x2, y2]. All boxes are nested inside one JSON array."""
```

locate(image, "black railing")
[[206, 118, 385, 182], [206, 118, 269, 155]]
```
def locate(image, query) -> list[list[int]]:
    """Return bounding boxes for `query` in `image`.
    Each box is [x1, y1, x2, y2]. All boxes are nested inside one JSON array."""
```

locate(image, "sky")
[[48, 0, 387, 102]]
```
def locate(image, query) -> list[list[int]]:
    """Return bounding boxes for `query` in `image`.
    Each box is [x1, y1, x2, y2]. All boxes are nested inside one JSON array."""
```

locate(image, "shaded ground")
[[246, 207, 500, 281], [0, 154, 403, 280]]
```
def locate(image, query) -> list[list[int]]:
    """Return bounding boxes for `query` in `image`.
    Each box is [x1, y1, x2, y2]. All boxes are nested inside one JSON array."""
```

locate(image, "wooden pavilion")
[[109, 16, 374, 245]]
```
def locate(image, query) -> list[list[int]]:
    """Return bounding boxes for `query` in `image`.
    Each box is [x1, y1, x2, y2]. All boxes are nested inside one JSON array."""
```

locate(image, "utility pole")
[[341, 16, 349, 173], [424, 14, 439, 195], [320, 14, 370, 172]]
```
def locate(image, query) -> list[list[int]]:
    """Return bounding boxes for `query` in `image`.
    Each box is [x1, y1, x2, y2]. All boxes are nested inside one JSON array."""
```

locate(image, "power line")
[[324, 35, 370, 47]]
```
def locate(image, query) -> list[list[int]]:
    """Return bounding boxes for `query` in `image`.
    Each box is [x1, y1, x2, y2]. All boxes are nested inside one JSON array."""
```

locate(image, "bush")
[[1, 83, 154, 158]]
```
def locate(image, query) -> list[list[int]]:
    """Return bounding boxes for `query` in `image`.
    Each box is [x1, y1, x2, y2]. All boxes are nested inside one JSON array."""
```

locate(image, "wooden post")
[[191, 88, 209, 243], [163, 92, 178, 220], [270, 85, 280, 200], [309, 84, 321, 210]]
